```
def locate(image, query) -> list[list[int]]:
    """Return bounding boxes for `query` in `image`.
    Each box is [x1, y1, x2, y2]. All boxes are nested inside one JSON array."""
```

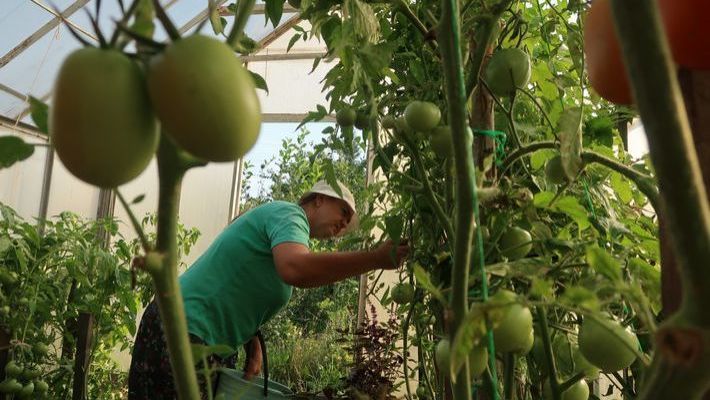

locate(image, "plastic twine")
[[473, 129, 507, 167]]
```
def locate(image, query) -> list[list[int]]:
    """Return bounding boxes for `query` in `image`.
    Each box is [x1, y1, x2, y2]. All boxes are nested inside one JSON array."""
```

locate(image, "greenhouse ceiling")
[[0, 0, 301, 137]]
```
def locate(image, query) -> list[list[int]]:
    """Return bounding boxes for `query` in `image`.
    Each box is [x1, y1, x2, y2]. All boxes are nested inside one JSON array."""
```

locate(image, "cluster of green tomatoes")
[[50, 35, 262, 188]]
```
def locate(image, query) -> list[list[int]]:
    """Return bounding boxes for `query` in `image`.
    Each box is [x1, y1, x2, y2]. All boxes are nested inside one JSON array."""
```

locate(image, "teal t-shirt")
[[179, 201, 310, 349]]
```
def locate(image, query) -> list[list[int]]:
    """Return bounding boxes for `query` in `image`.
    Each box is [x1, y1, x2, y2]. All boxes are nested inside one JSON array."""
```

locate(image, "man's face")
[[310, 195, 353, 239]]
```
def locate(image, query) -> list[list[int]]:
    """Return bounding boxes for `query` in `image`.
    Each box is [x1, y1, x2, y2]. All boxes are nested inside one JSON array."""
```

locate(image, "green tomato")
[[435, 339, 451, 373], [49, 47, 158, 188], [578, 316, 638, 372], [573, 347, 600, 379], [545, 155, 567, 185], [499, 227, 532, 260], [148, 35, 261, 161], [543, 378, 589, 400], [21, 368, 41, 380], [0, 378, 22, 394], [484, 48, 531, 97], [394, 117, 415, 142], [517, 329, 535, 355], [469, 344, 488, 378], [416, 386, 429, 399], [429, 126, 453, 158], [0, 305, 10, 317], [381, 115, 397, 130], [33, 342, 49, 356], [4, 361, 23, 378], [354, 111, 371, 131], [336, 108, 356, 127], [491, 290, 534, 353], [404, 101, 441, 132], [17, 382, 34, 398], [0, 270, 18, 286], [391, 283, 415, 304], [34, 379, 49, 394]]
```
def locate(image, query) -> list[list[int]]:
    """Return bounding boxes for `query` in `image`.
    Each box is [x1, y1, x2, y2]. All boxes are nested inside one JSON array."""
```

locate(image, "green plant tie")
[[581, 179, 598, 220], [469, 134, 500, 398], [473, 129, 507, 166]]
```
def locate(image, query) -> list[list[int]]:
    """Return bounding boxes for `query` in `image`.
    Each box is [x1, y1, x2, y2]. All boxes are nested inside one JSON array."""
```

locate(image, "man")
[[128, 180, 409, 399]]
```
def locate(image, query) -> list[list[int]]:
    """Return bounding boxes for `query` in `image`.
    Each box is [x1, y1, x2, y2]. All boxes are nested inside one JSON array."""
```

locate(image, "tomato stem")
[[227, 0, 256, 51], [151, 134, 201, 400], [609, 0, 710, 397], [536, 307, 562, 400]]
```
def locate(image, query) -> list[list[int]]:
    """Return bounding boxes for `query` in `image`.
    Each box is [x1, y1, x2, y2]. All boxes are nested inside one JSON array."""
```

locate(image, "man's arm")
[[273, 241, 409, 288]]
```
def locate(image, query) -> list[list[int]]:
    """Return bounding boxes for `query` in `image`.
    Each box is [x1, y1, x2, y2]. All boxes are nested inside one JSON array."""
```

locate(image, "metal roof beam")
[[241, 51, 325, 62], [0, 83, 28, 102], [0, 0, 92, 69]]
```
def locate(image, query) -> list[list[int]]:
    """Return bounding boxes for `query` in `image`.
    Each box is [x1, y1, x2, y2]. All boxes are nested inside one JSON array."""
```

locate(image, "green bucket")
[[215, 368, 292, 399]]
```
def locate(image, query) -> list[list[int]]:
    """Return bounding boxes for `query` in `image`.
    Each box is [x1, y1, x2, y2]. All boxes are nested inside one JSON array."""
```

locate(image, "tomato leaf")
[[323, 160, 342, 198], [248, 71, 269, 93], [0, 136, 34, 169], [586, 246, 622, 282], [561, 286, 600, 310], [412, 263, 445, 304], [29, 96, 49, 136], [264, 0, 284, 28], [287, 33, 301, 53], [450, 305, 488, 379], [558, 107, 583, 181], [384, 215, 403, 242]]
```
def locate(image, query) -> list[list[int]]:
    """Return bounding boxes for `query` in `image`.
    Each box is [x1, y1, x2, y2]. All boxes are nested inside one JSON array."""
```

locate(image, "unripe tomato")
[[34, 379, 49, 393], [416, 386, 429, 399], [148, 35, 261, 161], [491, 290, 534, 353], [517, 329, 535, 355], [50, 47, 158, 188], [4, 361, 23, 377], [17, 382, 34, 398], [33, 342, 50, 356], [354, 112, 371, 131], [484, 48, 531, 97], [381, 115, 397, 130], [578, 316, 638, 372], [543, 378, 589, 400], [573, 347, 600, 378], [545, 155, 567, 185], [21, 368, 41, 380], [391, 283, 415, 304], [394, 117, 415, 142], [0, 378, 22, 394], [499, 227, 532, 261], [469, 344, 488, 377], [429, 126, 453, 158], [404, 101, 441, 132], [336, 108, 356, 127], [435, 339, 451, 373]]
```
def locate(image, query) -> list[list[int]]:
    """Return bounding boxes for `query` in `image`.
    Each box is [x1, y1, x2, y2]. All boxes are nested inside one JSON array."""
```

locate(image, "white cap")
[[300, 180, 358, 234]]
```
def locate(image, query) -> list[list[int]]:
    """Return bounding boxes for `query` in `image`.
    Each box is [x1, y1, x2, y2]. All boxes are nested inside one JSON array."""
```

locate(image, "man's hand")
[[375, 240, 410, 269], [243, 336, 262, 380]]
